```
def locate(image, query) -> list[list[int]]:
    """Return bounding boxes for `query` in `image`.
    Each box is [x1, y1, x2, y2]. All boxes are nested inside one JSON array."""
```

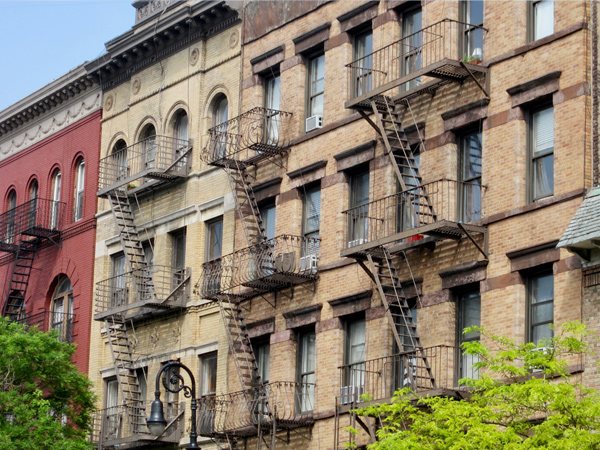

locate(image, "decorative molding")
[[0, 91, 101, 163]]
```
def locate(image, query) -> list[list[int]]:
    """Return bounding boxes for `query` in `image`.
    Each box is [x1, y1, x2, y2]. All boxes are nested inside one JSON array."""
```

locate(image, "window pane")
[[303, 187, 321, 235], [208, 219, 223, 260], [533, 108, 554, 156], [461, 133, 482, 180], [260, 204, 276, 240], [309, 55, 325, 117], [533, 323, 553, 344], [534, 0, 554, 40], [532, 302, 553, 323], [348, 320, 366, 365], [460, 292, 481, 340], [531, 274, 553, 304]]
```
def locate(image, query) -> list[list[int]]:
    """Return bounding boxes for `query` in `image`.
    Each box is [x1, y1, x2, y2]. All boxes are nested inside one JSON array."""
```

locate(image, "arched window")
[[213, 96, 228, 127], [6, 190, 17, 244], [112, 139, 128, 182], [73, 159, 85, 222], [50, 170, 61, 229], [51, 276, 73, 343], [28, 180, 38, 229], [174, 111, 189, 142], [141, 125, 157, 169], [213, 96, 228, 159]]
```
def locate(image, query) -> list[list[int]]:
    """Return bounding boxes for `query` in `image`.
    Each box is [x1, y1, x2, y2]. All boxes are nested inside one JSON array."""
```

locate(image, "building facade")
[[196, 1, 592, 450], [85, 1, 242, 448], [0, 65, 101, 374]]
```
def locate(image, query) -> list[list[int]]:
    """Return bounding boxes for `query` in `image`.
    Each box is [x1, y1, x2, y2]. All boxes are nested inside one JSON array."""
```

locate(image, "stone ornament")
[[150, 328, 160, 349], [229, 30, 239, 49], [190, 47, 200, 66], [132, 78, 141, 95], [104, 94, 114, 112], [136, 0, 171, 23]]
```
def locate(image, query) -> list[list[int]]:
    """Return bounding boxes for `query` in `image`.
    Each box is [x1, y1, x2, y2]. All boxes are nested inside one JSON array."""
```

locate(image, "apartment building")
[[0, 65, 101, 373], [195, 1, 592, 450], [84, 1, 242, 448]]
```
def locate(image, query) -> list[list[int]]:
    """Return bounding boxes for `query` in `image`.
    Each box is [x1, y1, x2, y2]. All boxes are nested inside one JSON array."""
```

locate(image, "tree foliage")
[[0, 317, 96, 450], [354, 321, 600, 449]]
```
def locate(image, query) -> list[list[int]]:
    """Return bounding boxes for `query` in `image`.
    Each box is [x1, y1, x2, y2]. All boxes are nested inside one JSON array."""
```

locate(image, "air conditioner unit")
[[529, 346, 551, 373], [299, 254, 318, 274], [339, 385, 365, 405], [306, 115, 323, 132], [347, 238, 367, 248]]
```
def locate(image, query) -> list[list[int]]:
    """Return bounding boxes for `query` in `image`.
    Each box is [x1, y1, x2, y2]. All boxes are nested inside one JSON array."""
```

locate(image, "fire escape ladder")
[[370, 97, 437, 227], [106, 190, 156, 303], [366, 249, 436, 390], [104, 315, 146, 435], [2, 238, 39, 320], [227, 161, 267, 247]]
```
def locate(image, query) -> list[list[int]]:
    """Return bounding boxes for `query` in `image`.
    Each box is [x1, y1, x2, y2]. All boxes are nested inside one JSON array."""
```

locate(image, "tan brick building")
[[85, 1, 242, 448], [194, 1, 594, 450]]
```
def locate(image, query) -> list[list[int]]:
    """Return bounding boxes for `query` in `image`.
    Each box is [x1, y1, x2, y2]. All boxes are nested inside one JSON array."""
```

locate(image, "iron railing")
[[342, 179, 484, 250], [98, 136, 191, 192], [90, 401, 184, 446], [200, 235, 320, 299], [0, 198, 65, 249], [15, 309, 75, 343], [95, 265, 190, 316], [197, 382, 315, 437], [337, 345, 478, 405], [204, 107, 293, 167], [346, 19, 487, 100]]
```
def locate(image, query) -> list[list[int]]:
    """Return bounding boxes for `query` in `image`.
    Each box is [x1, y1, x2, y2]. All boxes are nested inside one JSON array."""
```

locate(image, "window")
[[142, 125, 157, 169], [142, 240, 154, 269], [348, 171, 369, 246], [112, 139, 128, 182], [6, 190, 16, 243], [341, 318, 366, 403], [206, 218, 223, 261], [402, 8, 422, 91], [459, 131, 482, 222], [302, 186, 320, 258], [111, 253, 127, 308], [528, 272, 554, 345], [213, 96, 229, 159], [200, 352, 218, 395], [136, 367, 148, 402], [104, 378, 120, 439], [307, 53, 325, 120], [28, 180, 38, 229], [353, 29, 373, 97], [398, 150, 421, 232], [74, 159, 85, 222], [529, 105, 554, 201], [461, 0, 484, 60], [173, 112, 188, 168], [259, 202, 276, 240], [51, 276, 73, 343], [297, 328, 316, 412], [50, 170, 61, 229], [530, 0, 554, 41], [171, 229, 186, 286], [213, 96, 229, 127], [254, 339, 270, 384], [264, 74, 281, 144], [457, 290, 481, 379]]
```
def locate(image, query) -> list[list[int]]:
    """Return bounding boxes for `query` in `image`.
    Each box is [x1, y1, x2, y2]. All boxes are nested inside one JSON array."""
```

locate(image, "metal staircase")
[[2, 238, 39, 320], [104, 315, 146, 435]]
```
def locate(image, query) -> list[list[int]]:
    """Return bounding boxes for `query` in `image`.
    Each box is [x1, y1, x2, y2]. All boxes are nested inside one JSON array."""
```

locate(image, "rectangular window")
[[457, 291, 481, 380], [401, 8, 422, 91], [111, 253, 127, 308], [302, 186, 320, 260], [348, 171, 370, 246], [74, 160, 85, 221], [398, 150, 420, 232], [264, 74, 281, 144], [461, 0, 484, 60], [259, 202, 276, 240], [142, 240, 154, 269], [254, 340, 270, 384], [136, 367, 148, 402], [341, 318, 366, 403], [530, 0, 554, 41], [307, 54, 325, 120], [104, 378, 120, 439], [529, 106, 554, 201], [200, 352, 218, 396], [353, 29, 373, 97], [297, 329, 316, 412], [171, 229, 186, 287], [206, 218, 223, 261], [459, 131, 483, 222], [528, 273, 554, 345]]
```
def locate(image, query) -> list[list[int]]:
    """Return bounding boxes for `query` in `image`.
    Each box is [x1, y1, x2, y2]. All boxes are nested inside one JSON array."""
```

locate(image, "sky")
[[0, 1, 136, 112]]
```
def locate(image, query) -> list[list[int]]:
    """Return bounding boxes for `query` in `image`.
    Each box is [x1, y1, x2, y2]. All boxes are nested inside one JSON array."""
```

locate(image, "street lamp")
[[147, 359, 200, 450]]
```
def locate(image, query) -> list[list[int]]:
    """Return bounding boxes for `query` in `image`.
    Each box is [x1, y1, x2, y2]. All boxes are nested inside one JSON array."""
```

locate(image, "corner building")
[[0, 66, 101, 374], [86, 1, 242, 448], [196, 1, 592, 450]]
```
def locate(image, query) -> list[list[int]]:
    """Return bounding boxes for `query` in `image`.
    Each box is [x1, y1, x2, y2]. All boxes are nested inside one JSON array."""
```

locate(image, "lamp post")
[[147, 359, 200, 450]]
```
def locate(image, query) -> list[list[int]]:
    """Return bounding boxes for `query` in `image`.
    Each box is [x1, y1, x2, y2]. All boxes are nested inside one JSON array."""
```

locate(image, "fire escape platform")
[[341, 220, 486, 259]]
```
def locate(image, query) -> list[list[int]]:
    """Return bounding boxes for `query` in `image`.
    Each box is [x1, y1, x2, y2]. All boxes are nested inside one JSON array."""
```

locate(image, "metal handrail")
[[0, 198, 65, 246], [15, 309, 75, 343]]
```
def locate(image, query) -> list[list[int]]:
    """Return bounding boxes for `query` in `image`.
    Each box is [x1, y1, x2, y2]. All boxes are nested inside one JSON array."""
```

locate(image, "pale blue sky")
[[0, 0, 135, 112]]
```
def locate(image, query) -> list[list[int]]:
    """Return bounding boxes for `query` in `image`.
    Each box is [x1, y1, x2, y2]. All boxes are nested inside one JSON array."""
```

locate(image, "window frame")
[[73, 158, 85, 222], [527, 103, 554, 203], [302, 184, 321, 242], [348, 170, 370, 245], [528, 0, 554, 42], [171, 228, 186, 287], [526, 270, 554, 346], [458, 129, 483, 222], [305, 51, 325, 121], [205, 217, 224, 261], [400, 6, 423, 91], [460, 0, 485, 60], [456, 289, 481, 380], [352, 28, 373, 98], [258, 201, 276, 241], [199, 351, 218, 396], [296, 327, 316, 413], [51, 276, 73, 343], [50, 170, 62, 229], [6, 189, 17, 243], [343, 316, 366, 387]]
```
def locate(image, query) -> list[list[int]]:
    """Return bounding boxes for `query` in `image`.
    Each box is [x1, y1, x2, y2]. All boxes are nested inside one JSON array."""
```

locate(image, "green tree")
[[0, 317, 96, 450], [354, 321, 600, 449]]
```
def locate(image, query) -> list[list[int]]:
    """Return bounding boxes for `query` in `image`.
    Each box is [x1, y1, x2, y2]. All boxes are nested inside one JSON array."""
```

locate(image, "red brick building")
[[0, 65, 101, 373]]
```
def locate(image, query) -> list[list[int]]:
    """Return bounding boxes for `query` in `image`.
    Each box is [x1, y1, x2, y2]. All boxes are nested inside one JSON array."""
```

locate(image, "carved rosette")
[[190, 47, 200, 66]]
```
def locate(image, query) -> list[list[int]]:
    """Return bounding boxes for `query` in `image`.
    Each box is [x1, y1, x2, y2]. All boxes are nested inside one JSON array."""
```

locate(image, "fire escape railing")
[[197, 382, 316, 437], [90, 400, 184, 446], [337, 345, 476, 406], [95, 265, 190, 318], [200, 235, 320, 299], [98, 135, 191, 194], [0, 198, 65, 250], [342, 179, 485, 251], [15, 309, 75, 343], [346, 18, 488, 102], [203, 107, 293, 167]]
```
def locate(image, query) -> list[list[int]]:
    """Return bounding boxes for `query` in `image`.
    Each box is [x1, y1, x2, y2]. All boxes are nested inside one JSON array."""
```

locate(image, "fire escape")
[[0, 198, 65, 322], [92, 135, 192, 450], [197, 108, 318, 449], [334, 19, 489, 449]]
